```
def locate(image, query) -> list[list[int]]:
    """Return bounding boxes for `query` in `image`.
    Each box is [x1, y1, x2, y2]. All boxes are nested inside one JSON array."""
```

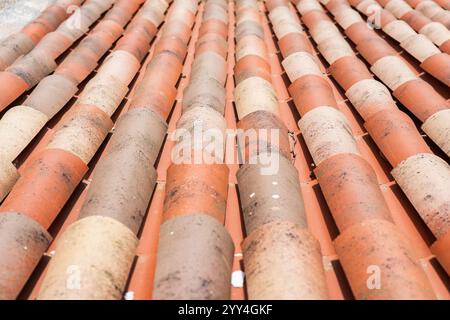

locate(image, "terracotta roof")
[[0, 0, 449, 300]]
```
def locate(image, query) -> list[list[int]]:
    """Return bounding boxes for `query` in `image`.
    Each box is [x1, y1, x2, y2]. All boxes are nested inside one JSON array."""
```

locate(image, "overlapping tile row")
[[233, 0, 329, 300], [0, 0, 144, 203], [365, 0, 450, 54], [347, 0, 450, 86], [324, 1, 450, 160], [0, 0, 170, 300], [402, 0, 450, 50], [318, 0, 450, 277], [0, 0, 116, 112], [0, 0, 85, 72], [152, 0, 235, 300], [386, 0, 450, 27], [36, 0, 200, 300], [274, 0, 437, 299]]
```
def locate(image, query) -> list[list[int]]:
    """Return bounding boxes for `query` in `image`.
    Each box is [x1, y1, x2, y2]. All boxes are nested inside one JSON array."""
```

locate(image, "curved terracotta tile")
[[21, 22, 52, 45], [46, 104, 113, 164], [236, 21, 265, 42], [289, 75, 338, 115], [298, 106, 360, 165], [416, 1, 449, 23], [0, 212, 51, 300], [237, 8, 261, 25], [266, 0, 290, 11], [335, 6, 365, 28], [237, 110, 291, 161], [77, 75, 128, 117], [278, 32, 314, 57], [329, 55, 373, 91], [115, 30, 153, 62], [78, 149, 157, 234], [96, 50, 141, 87], [401, 10, 431, 31], [345, 21, 378, 44], [203, 8, 228, 25], [153, 214, 234, 300], [23, 74, 78, 119], [419, 22, 450, 47], [0, 106, 49, 163], [392, 153, 450, 238], [199, 19, 229, 39], [401, 34, 441, 63], [236, 0, 259, 11], [235, 35, 269, 61], [297, 0, 327, 14], [317, 36, 355, 64], [126, 17, 157, 39], [144, 0, 169, 22], [237, 158, 307, 233], [378, 8, 398, 26], [130, 54, 181, 120], [153, 36, 188, 62], [383, 20, 417, 42], [310, 20, 342, 44], [386, 0, 413, 18], [422, 109, 450, 157], [234, 76, 279, 119], [0, 33, 35, 71], [370, 55, 418, 90], [174, 106, 226, 162], [105, 2, 141, 26], [0, 71, 29, 111], [329, 0, 356, 12], [234, 54, 272, 84], [195, 34, 228, 58], [301, 9, 332, 29], [282, 51, 323, 82], [143, 51, 183, 88], [364, 109, 432, 167], [7, 51, 57, 88], [334, 219, 435, 299], [168, 8, 196, 29], [55, 51, 98, 85], [183, 77, 226, 114], [33, 32, 73, 59], [357, 37, 398, 64], [191, 51, 227, 85], [163, 164, 229, 223], [93, 20, 124, 41], [345, 79, 398, 120], [110, 107, 167, 164], [420, 52, 450, 86], [35, 4, 68, 29], [0, 148, 87, 229], [268, 3, 294, 25], [37, 216, 138, 300], [273, 20, 304, 40], [392, 78, 449, 122], [71, 38, 105, 63], [315, 153, 393, 232], [242, 221, 329, 299], [131, 85, 177, 122]]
